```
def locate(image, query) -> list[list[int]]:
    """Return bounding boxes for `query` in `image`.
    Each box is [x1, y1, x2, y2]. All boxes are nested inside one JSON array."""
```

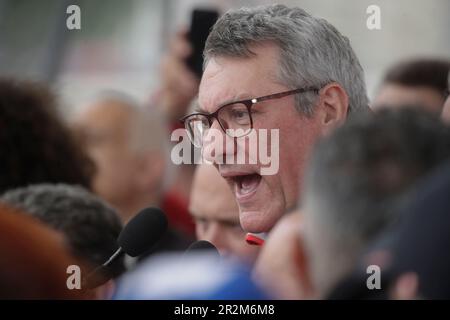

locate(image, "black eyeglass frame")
[[179, 86, 320, 140]]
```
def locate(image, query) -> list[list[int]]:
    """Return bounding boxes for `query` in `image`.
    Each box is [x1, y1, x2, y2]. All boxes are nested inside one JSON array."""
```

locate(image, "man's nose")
[[202, 120, 235, 164]]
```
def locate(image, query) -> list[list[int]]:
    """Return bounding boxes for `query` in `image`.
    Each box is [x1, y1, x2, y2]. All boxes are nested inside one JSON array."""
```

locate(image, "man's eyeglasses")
[[180, 87, 319, 147]]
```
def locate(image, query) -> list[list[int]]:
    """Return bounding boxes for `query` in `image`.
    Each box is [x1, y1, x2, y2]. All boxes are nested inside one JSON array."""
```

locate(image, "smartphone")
[[186, 9, 219, 78]]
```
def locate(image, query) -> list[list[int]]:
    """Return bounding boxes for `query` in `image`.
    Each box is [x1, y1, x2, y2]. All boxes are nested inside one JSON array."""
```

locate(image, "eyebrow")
[[196, 93, 255, 114], [193, 102, 206, 113]]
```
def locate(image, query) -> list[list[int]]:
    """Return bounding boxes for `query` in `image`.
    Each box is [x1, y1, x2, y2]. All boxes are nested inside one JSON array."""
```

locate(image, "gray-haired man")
[[181, 4, 369, 233]]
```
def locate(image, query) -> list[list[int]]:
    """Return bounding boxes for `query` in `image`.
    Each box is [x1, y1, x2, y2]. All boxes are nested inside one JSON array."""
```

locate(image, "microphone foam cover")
[[118, 207, 168, 257], [186, 240, 217, 252], [184, 240, 221, 261]]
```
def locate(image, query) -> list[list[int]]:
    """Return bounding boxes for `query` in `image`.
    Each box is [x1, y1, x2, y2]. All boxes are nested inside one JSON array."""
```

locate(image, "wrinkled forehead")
[[198, 44, 284, 113]]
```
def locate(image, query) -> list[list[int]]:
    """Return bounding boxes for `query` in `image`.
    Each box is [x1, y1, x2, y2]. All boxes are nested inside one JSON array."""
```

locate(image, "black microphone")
[[83, 207, 168, 289], [186, 240, 217, 251], [184, 240, 221, 261]]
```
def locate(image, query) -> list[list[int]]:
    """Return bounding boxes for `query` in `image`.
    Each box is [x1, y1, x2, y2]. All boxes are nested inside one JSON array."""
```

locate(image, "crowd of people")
[[1, 4, 450, 300]]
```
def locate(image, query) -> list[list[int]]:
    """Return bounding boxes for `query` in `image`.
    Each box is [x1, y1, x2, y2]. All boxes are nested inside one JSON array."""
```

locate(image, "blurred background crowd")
[[0, 0, 449, 300]]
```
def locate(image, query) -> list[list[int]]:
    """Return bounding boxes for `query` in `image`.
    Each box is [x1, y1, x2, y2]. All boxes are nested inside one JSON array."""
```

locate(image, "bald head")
[[190, 164, 260, 264], [75, 92, 166, 153], [71, 92, 168, 221], [191, 164, 238, 221]]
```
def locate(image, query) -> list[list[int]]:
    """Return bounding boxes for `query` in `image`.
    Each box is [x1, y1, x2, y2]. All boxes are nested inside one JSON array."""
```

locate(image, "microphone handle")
[[82, 247, 124, 289], [103, 247, 124, 268]]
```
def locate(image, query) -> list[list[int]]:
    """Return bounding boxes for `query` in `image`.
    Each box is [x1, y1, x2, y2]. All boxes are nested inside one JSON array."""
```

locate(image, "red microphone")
[[245, 232, 267, 246]]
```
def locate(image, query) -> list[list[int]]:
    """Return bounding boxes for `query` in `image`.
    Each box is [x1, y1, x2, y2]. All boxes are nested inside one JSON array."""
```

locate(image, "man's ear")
[[316, 82, 349, 135]]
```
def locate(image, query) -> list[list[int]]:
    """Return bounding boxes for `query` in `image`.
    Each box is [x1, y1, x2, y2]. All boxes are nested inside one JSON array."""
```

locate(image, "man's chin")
[[239, 209, 275, 233]]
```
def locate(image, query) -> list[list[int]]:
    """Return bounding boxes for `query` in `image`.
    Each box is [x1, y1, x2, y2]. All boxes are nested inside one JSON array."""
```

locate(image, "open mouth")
[[231, 173, 262, 201]]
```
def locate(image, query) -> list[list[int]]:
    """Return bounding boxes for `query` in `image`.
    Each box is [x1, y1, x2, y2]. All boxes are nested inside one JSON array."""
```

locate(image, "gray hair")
[[302, 108, 450, 296], [204, 4, 369, 117], [0, 183, 125, 278]]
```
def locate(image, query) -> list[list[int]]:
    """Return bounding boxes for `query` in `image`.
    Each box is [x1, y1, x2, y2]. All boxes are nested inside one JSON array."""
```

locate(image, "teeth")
[[235, 175, 260, 196], [241, 185, 253, 195]]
